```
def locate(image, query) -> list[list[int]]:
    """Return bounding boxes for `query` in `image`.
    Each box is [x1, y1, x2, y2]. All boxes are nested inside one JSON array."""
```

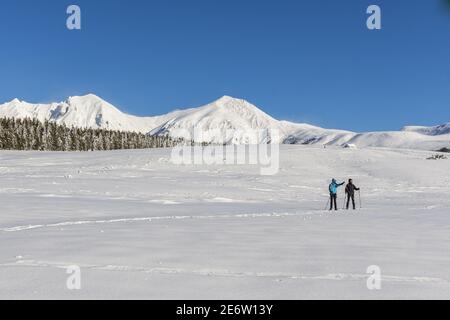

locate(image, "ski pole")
[[324, 197, 330, 211], [342, 194, 347, 210], [358, 190, 362, 209]]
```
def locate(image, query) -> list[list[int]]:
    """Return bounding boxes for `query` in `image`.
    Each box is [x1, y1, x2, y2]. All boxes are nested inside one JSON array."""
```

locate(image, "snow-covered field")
[[1, 145, 450, 299]]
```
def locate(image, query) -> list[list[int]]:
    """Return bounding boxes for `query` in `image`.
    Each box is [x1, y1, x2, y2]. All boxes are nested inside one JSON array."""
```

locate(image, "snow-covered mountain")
[[0, 94, 175, 133], [150, 96, 303, 144], [402, 123, 450, 136], [0, 94, 449, 150]]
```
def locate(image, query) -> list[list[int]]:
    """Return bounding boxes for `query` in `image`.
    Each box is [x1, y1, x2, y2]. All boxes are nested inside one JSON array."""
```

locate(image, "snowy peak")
[[68, 94, 124, 114], [65, 94, 122, 114], [61, 94, 125, 128], [148, 96, 285, 143], [198, 95, 278, 126], [9, 98, 21, 104], [0, 94, 166, 133], [66, 94, 105, 109], [211, 96, 278, 122], [214, 95, 237, 104]]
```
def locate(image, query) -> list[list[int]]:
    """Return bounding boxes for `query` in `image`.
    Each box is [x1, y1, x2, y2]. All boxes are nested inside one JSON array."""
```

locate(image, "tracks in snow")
[[1, 259, 448, 285], [0, 211, 317, 233]]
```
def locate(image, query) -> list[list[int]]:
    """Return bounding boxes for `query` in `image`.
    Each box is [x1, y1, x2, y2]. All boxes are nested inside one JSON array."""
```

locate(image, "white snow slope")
[[1, 94, 449, 150], [0, 94, 177, 134], [1, 146, 450, 299]]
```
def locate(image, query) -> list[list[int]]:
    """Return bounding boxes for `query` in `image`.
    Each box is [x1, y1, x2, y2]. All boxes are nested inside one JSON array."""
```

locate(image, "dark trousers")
[[330, 194, 338, 210], [346, 193, 356, 209]]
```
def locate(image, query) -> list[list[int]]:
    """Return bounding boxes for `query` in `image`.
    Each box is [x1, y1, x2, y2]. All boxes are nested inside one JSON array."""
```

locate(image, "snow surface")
[[1, 146, 450, 299], [1, 94, 449, 150]]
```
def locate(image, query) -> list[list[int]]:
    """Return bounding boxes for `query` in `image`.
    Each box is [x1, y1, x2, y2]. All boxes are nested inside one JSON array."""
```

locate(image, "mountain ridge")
[[0, 94, 449, 150]]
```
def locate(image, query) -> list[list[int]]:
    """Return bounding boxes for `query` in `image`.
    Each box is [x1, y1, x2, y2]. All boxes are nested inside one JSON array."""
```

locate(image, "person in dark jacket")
[[345, 179, 360, 210], [329, 178, 344, 211]]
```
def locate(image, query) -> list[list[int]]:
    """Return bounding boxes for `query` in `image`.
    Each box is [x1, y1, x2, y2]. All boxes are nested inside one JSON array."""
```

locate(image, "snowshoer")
[[329, 178, 344, 211], [345, 179, 360, 210]]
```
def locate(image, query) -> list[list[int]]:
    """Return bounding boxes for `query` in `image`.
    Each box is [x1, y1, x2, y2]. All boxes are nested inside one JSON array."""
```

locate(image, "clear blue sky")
[[1, 0, 450, 132]]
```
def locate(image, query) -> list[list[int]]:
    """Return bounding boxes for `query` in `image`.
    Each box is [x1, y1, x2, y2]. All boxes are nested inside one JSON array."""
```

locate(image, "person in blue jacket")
[[329, 178, 345, 211]]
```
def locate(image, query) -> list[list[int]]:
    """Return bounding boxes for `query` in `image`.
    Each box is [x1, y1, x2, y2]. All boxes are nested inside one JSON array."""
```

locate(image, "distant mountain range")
[[0, 94, 449, 150]]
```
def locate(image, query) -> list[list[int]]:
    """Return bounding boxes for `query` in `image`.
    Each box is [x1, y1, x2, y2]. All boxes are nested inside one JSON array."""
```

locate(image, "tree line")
[[0, 117, 183, 151]]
